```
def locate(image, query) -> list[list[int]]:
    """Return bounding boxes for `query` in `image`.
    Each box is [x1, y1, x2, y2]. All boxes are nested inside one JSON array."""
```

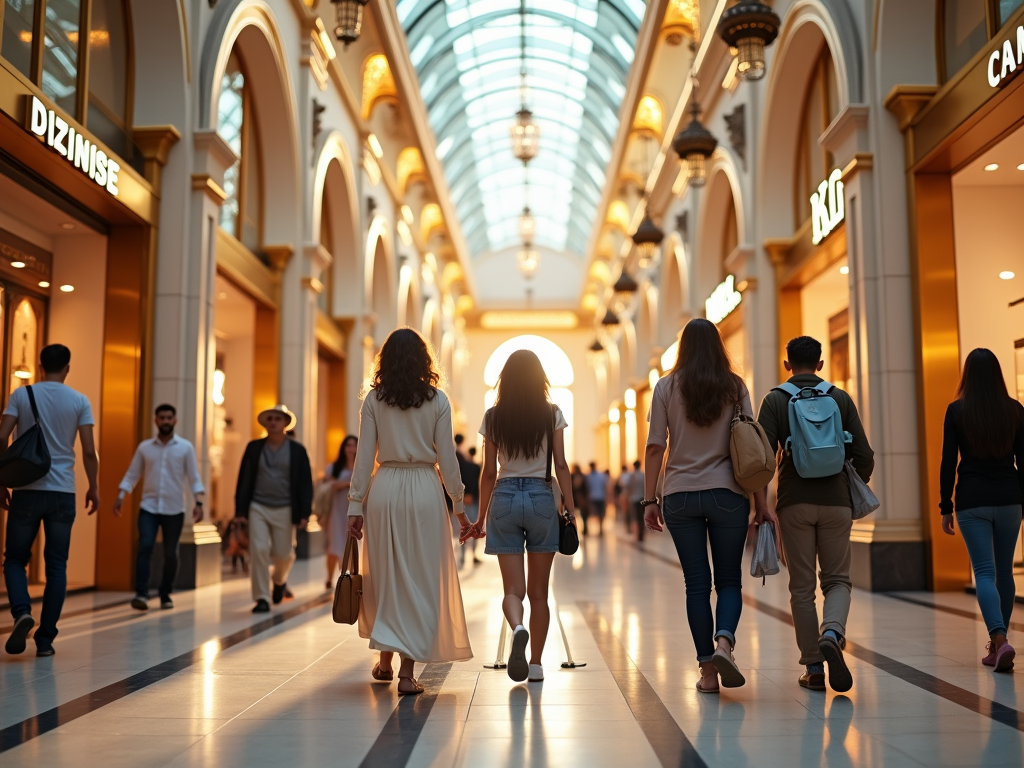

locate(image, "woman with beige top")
[[346, 329, 474, 695], [643, 318, 776, 694]]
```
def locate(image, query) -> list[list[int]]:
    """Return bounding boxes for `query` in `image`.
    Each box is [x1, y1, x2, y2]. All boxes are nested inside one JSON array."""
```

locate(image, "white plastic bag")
[[845, 460, 880, 520], [750, 523, 780, 583]]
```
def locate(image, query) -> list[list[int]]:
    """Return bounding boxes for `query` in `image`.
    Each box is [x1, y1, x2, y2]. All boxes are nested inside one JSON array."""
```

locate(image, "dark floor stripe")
[[0, 592, 332, 753], [579, 601, 708, 768], [358, 663, 453, 768], [621, 537, 1024, 733], [883, 592, 1024, 632]]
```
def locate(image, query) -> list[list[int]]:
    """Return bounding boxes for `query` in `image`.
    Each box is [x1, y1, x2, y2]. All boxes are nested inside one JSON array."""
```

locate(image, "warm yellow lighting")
[[396, 147, 425, 192], [606, 200, 631, 232], [314, 19, 336, 61], [624, 389, 637, 410], [401, 205, 414, 225], [420, 203, 444, 242], [722, 56, 740, 91], [632, 95, 664, 138], [421, 264, 434, 284], [367, 133, 384, 159], [18, 31, 32, 43], [10, 261, 25, 269], [999, 271, 1015, 280], [589, 260, 610, 282], [1018, 163, 1024, 171], [839, 265, 850, 275], [649, 369, 660, 391], [662, 0, 698, 44], [361, 54, 397, 120], [441, 261, 463, 289], [397, 219, 413, 246], [212, 369, 226, 406], [608, 407, 620, 424], [455, 295, 473, 316], [480, 311, 579, 330], [59, 285, 74, 292], [362, 151, 382, 186], [38, 281, 50, 288], [661, 341, 678, 372], [985, 163, 999, 171], [581, 293, 599, 311], [66, 30, 110, 46], [483, 335, 575, 388]]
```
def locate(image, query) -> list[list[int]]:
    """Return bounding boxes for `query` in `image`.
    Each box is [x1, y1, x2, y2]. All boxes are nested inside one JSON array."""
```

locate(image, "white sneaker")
[[528, 664, 544, 682], [507, 625, 529, 682]]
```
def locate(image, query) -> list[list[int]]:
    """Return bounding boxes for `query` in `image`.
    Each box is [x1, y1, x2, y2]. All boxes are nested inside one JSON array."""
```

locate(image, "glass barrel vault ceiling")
[[397, 0, 646, 259]]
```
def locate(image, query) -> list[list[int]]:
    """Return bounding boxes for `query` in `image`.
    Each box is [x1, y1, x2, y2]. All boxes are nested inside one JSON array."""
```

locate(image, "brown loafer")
[[799, 672, 826, 691], [371, 663, 394, 683]]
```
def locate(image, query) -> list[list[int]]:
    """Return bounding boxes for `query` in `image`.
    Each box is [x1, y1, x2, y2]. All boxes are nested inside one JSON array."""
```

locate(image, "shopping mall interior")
[[1, 0, 1024, 765]]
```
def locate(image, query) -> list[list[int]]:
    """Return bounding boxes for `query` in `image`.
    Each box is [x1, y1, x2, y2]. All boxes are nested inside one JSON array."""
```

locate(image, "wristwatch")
[[639, 498, 660, 507]]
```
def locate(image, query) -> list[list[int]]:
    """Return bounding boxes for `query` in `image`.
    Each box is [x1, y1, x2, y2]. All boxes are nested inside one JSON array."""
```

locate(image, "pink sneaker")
[[982, 641, 997, 667], [994, 642, 1015, 673]]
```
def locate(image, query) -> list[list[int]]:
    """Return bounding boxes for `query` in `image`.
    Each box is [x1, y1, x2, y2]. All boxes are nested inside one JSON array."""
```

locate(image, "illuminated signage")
[[705, 274, 742, 324], [24, 96, 120, 196], [810, 168, 844, 245], [988, 25, 1024, 88]]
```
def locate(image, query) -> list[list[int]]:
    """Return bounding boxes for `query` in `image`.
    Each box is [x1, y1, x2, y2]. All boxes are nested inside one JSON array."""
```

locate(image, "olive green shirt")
[[756, 374, 875, 510]]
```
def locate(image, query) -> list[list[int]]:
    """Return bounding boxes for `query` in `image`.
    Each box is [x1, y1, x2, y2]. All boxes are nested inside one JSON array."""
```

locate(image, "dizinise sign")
[[24, 96, 121, 197]]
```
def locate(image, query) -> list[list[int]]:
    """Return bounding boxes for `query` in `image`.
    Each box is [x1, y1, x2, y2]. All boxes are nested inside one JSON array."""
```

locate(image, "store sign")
[[810, 168, 844, 245], [987, 25, 1024, 88], [705, 275, 742, 324], [24, 96, 120, 196]]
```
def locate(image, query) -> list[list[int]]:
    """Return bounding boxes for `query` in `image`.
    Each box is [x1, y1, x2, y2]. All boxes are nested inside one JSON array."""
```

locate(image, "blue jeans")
[[3, 490, 76, 647], [663, 488, 749, 662], [136, 510, 185, 598], [956, 505, 1022, 636], [485, 478, 560, 554]]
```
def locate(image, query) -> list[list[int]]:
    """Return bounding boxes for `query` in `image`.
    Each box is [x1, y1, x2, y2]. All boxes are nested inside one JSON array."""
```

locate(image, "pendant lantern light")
[[331, 0, 369, 47], [601, 308, 620, 326], [632, 212, 664, 268], [716, 2, 781, 82], [612, 270, 639, 314], [518, 206, 536, 244], [671, 87, 717, 188], [509, 0, 539, 164], [517, 245, 539, 278]]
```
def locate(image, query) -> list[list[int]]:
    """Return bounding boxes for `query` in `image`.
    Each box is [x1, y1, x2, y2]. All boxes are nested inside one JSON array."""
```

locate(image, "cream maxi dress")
[[347, 388, 473, 663]]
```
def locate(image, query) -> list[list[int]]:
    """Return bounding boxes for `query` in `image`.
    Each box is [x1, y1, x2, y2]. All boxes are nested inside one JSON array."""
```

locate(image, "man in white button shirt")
[[114, 404, 204, 611]]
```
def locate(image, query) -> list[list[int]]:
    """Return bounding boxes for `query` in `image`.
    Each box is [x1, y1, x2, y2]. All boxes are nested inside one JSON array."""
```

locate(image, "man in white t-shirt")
[[0, 344, 98, 657]]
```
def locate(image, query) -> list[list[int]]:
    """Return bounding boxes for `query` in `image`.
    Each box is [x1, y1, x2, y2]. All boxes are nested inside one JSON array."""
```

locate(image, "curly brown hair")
[[371, 328, 439, 410]]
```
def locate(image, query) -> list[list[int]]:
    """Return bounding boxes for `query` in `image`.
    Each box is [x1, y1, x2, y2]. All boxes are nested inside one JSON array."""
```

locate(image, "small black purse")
[[544, 406, 579, 556], [0, 386, 51, 488]]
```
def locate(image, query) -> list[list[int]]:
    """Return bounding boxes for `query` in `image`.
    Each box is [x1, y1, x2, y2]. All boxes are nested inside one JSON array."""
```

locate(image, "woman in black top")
[[940, 348, 1024, 672]]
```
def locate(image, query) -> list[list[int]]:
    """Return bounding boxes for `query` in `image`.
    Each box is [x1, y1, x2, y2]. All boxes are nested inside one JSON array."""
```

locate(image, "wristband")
[[639, 498, 660, 507]]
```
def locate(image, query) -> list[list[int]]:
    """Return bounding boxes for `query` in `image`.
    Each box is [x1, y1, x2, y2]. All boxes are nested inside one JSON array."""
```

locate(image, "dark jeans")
[[663, 488, 749, 662], [956, 505, 1021, 636], [3, 490, 76, 647], [136, 510, 185, 598]]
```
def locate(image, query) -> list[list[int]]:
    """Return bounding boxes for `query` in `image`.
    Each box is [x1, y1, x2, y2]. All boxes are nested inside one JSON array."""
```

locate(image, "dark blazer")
[[235, 438, 314, 524]]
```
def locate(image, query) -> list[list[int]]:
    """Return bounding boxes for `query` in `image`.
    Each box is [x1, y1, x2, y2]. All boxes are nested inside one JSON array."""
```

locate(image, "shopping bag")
[[750, 522, 780, 584], [845, 460, 880, 520]]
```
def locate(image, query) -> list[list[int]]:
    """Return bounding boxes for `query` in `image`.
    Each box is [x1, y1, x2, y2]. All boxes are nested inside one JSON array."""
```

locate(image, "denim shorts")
[[485, 477, 560, 554]]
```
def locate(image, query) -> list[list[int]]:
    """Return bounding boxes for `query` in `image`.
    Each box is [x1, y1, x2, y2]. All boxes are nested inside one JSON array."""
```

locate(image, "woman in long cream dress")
[[347, 328, 474, 695]]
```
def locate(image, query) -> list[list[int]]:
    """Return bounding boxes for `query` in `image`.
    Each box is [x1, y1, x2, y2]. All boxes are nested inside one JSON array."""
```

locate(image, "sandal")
[[372, 663, 394, 683], [695, 677, 720, 694], [397, 675, 424, 696]]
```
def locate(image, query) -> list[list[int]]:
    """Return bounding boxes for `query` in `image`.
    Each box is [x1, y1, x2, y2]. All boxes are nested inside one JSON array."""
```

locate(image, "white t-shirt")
[[4, 382, 94, 493], [479, 406, 568, 480]]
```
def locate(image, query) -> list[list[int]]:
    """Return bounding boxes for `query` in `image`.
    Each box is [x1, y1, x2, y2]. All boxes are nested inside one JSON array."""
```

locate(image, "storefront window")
[[943, 0, 988, 82], [41, 0, 81, 116], [2, 0, 36, 81], [1000, 0, 1024, 26], [794, 47, 839, 231], [87, 0, 129, 158], [8, 299, 39, 394], [217, 52, 263, 257]]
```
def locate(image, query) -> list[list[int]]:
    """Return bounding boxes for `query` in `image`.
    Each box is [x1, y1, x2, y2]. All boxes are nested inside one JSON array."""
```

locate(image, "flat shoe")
[[994, 642, 1016, 673], [372, 663, 394, 682], [711, 647, 746, 688], [397, 676, 424, 695], [818, 634, 853, 693], [695, 677, 719, 694], [507, 626, 530, 683], [799, 672, 826, 691]]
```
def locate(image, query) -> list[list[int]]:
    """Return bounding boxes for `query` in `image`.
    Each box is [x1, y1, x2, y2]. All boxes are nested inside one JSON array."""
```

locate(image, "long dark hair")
[[957, 348, 1021, 458], [372, 328, 439, 410], [489, 350, 551, 460], [671, 318, 742, 427], [331, 435, 357, 478]]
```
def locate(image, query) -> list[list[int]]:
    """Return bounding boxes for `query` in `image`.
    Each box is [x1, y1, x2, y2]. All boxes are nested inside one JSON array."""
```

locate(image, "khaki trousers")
[[249, 502, 296, 603], [777, 503, 853, 665]]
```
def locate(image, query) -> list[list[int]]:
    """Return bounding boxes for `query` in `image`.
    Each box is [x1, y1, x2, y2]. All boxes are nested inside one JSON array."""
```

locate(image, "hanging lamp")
[[518, 206, 535, 244], [517, 244, 539, 278], [330, 0, 369, 47], [632, 212, 664, 269], [509, 0, 539, 163], [716, 2, 781, 82], [612, 270, 639, 314], [587, 339, 606, 366], [672, 82, 718, 188], [601, 308, 620, 326]]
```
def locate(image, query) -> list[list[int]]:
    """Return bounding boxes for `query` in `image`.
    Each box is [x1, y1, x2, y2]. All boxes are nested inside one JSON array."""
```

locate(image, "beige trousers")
[[249, 502, 296, 603], [777, 503, 853, 665]]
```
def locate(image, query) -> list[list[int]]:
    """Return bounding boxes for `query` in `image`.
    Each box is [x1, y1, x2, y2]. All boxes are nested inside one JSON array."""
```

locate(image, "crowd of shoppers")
[[1, 328, 1017, 701]]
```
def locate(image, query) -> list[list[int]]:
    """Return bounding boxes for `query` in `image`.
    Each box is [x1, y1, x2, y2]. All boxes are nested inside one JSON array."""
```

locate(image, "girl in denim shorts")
[[463, 350, 575, 683]]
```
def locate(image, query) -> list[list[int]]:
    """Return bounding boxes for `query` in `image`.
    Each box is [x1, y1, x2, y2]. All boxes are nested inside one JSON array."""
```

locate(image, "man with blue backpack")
[[757, 336, 874, 694]]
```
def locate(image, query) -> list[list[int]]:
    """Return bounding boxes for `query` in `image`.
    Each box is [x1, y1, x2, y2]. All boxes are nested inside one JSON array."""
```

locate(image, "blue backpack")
[[774, 381, 852, 479]]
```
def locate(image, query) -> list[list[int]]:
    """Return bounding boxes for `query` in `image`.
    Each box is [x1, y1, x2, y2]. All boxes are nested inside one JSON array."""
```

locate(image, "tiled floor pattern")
[[1, 528, 1022, 767]]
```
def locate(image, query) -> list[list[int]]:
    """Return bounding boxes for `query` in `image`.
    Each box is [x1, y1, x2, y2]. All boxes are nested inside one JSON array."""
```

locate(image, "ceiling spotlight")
[[38, 281, 50, 288], [59, 284, 74, 292], [1017, 163, 1024, 171], [999, 271, 1015, 280], [10, 261, 25, 269], [984, 163, 999, 171], [839, 266, 849, 275]]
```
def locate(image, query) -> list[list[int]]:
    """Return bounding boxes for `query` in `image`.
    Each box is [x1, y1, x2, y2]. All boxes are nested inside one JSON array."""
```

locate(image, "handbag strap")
[[342, 534, 359, 575], [25, 385, 42, 426], [544, 404, 555, 483]]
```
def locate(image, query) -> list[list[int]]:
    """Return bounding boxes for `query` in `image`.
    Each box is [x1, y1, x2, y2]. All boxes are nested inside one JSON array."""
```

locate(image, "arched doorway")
[[482, 336, 575, 463]]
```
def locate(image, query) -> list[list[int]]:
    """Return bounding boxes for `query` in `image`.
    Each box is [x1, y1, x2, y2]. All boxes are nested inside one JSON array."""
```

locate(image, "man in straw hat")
[[234, 404, 314, 613]]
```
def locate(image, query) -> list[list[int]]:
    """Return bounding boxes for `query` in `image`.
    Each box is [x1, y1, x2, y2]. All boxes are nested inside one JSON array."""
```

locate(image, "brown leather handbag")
[[332, 535, 362, 624]]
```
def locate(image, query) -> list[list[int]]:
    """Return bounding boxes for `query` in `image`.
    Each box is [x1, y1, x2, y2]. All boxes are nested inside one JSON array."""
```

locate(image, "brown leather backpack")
[[332, 535, 362, 624]]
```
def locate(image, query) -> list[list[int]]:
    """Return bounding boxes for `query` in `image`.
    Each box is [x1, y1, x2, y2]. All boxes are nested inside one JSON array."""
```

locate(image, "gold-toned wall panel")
[[252, 305, 278, 439]]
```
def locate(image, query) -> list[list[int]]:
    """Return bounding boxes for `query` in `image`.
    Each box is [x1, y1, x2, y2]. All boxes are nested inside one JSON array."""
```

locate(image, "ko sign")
[[811, 168, 844, 246]]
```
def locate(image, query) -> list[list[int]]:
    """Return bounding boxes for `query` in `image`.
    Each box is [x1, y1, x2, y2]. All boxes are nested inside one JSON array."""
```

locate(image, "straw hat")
[[257, 404, 296, 432]]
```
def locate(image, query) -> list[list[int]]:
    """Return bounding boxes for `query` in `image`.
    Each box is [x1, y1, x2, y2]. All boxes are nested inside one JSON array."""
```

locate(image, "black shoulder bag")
[[546, 405, 579, 556], [0, 386, 52, 488]]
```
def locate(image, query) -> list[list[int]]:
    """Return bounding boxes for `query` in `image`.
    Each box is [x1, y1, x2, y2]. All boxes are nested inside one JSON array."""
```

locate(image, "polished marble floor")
[[1, 526, 1022, 767]]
